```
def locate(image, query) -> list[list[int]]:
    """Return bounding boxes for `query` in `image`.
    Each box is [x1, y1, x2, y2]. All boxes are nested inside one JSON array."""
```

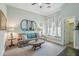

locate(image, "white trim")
[[74, 24, 76, 49], [74, 46, 79, 49], [46, 36, 64, 46], [74, 19, 79, 49], [63, 16, 76, 46]]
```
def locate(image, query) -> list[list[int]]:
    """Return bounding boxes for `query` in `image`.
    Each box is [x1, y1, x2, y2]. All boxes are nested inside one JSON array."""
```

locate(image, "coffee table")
[[28, 39, 45, 50]]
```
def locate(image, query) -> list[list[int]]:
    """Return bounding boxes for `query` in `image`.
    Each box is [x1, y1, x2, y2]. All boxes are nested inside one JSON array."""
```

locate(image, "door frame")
[[63, 16, 76, 47]]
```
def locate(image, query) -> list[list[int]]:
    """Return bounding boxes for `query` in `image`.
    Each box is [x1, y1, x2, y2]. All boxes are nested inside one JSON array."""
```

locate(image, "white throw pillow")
[[23, 35, 27, 40]]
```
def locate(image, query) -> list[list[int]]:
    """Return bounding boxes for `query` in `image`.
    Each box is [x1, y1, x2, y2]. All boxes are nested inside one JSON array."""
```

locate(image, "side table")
[[8, 38, 15, 47]]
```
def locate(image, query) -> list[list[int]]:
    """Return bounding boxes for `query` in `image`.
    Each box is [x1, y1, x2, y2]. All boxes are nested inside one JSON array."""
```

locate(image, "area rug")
[[58, 47, 79, 56]]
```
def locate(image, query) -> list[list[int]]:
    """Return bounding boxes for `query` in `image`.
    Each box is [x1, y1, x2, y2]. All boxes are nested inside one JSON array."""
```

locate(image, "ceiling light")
[[32, 3, 51, 8]]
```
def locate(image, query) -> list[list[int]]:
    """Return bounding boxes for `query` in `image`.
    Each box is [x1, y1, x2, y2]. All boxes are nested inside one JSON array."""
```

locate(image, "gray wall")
[[61, 3, 79, 48], [7, 6, 45, 34], [0, 4, 7, 56], [0, 4, 7, 17]]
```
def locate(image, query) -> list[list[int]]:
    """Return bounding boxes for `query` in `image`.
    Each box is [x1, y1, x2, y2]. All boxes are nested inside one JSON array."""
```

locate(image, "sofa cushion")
[[27, 33, 32, 39], [27, 33, 37, 39]]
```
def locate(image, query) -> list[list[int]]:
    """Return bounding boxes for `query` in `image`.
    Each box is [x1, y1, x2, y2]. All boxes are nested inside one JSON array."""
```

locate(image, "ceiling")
[[6, 3, 64, 16]]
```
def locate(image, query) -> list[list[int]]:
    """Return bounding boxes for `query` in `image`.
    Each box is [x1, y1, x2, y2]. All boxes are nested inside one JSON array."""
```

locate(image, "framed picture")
[[0, 10, 7, 30]]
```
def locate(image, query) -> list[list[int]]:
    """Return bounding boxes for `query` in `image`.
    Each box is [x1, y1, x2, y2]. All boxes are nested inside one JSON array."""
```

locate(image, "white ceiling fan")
[[32, 3, 51, 8]]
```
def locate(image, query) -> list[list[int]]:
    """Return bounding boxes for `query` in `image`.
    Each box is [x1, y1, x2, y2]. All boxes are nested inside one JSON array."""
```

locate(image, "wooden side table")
[[8, 38, 15, 47]]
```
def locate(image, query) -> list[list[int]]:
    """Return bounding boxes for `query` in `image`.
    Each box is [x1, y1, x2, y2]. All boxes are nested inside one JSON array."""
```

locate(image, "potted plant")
[[75, 22, 79, 41], [75, 23, 79, 30]]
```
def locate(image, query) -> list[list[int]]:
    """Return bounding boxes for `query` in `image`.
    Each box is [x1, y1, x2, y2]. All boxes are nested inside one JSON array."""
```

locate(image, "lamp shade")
[[7, 27, 15, 32]]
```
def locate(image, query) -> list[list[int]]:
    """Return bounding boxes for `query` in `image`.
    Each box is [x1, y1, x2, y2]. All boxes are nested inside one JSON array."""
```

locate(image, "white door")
[[64, 17, 74, 46], [64, 21, 70, 45]]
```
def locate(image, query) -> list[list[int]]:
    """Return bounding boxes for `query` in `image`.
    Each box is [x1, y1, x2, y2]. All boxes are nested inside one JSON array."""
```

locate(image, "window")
[[58, 17, 62, 37], [47, 15, 62, 38]]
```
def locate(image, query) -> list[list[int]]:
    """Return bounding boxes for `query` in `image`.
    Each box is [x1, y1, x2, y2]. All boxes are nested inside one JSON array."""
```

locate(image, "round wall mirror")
[[20, 19, 37, 31], [20, 19, 28, 31]]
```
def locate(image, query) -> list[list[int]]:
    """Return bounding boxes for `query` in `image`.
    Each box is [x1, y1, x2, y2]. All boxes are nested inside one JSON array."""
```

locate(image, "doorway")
[[64, 17, 75, 48]]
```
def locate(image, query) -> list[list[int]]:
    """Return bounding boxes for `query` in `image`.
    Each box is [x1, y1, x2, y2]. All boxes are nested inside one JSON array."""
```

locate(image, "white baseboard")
[[0, 47, 5, 56], [74, 46, 79, 49]]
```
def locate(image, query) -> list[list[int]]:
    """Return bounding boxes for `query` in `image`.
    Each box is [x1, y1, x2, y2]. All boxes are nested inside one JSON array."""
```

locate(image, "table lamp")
[[7, 27, 15, 39]]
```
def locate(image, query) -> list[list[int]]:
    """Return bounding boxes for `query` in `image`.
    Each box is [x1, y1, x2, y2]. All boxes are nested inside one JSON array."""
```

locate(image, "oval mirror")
[[20, 19, 37, 31], [20, 19, 28, 31]]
